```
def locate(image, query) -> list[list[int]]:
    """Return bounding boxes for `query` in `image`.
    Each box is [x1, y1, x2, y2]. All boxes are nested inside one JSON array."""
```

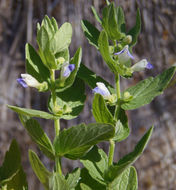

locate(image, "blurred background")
[[0, 0, 176, 189]]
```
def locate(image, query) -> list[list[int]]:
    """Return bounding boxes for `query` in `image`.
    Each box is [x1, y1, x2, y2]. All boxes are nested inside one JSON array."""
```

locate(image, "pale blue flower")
[[131, 59, 153, 72], [17, 74, 40, 88], [93, 82, 111, 99], [61, 63, 75, 80], [114, 45, 134, 67]]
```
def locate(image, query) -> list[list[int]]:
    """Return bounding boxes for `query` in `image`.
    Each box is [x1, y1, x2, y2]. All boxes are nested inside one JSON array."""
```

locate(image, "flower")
[[131, 59, 153, 72], [17, 74, 40, 88], [114, 45, 134, 66], [93, 82, 111, 99], [60, 63, 75, 80], [93, 82, 117, 104], [17, 74, 48, 91]]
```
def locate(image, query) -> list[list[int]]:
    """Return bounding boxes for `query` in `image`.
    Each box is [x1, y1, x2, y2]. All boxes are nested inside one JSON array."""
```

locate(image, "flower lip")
[[62, 64, 75, 78], [93, 82, 111, 98], [17, 78, 28, 88]]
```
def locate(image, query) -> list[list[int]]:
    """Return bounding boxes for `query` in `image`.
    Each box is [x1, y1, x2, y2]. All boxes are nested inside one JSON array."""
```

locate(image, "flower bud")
[[122, 35, 132, 45], [123, 91, 133, 102], [57, 57, 65, 66]]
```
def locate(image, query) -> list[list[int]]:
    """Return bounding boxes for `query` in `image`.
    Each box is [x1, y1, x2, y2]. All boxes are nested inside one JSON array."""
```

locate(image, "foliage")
[[6, 1, 175, 190]]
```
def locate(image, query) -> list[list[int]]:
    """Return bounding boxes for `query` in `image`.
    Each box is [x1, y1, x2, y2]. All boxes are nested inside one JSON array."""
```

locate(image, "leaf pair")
[[80, 126, 153, 189], [83, 3, 141, 50], [37, 16, 72, 70], [17, 114, 115, 160], [29, 150, 81, 190], [102, 3, 126, 41]]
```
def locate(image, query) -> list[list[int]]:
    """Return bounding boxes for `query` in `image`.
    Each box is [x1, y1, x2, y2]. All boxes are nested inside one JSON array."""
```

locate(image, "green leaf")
[[75, 168, 106, 190], [128, 9, 141, 48], [81, 20, 100, 49], [5, 166, 28, 190], [92, 94, 115, 126], [121, 67, 176, 110], [19, 115, 55, 160], [29, 150, 51, 190], [80, 183, 92, 190], [108, 3, 123, 40], [66, 168, 81, 189], [51, 17, 58, 32], [102, 5, 110, 36], [77, 63, 115, 94], [0, 140, 21, 183], [56, 47, 82, 92], [50, 22, 72, 54], [91, 6, 102, 25], [98, 30, 119, 74], [116, 7, 126, 33], [43, 48, 57, 69], [113, 108, 130, 142], [37, 26, 57, 69], [7, 105, 57, 120], [49, 79, 86, 120], [54, 123, 115, 159], [49, 173, 69, 190], [111, 166, 138, 190], [25, 43, 50, 83], [80, 146, 108, 185], [105, 126, 153, 182], [37, 26, 49, 52], [41, 15, 55, 40]]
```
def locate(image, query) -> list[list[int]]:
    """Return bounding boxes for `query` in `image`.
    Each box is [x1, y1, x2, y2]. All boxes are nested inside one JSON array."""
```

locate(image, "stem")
[[50, 69, 57, 107], [54, 119, 60, 136], [108, 139, 115, 166], [108, 74, 121, 166], [55, 157, 62, 175], [50, 69, 62, 175], [116, 74, 121, 99], [54, 119, 62, 175]]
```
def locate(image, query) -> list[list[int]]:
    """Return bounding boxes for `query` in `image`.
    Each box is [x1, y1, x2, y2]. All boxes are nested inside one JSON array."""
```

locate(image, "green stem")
[[116, 74, 121, 99], [50, 69, 62, 175], [54, 119, 60, 136], [50, 69, 57, 107], [108, 74, 121, 166], [55, 157, 62, 175], [108, 139, 115, 166], [114, 74, 121, 119]]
